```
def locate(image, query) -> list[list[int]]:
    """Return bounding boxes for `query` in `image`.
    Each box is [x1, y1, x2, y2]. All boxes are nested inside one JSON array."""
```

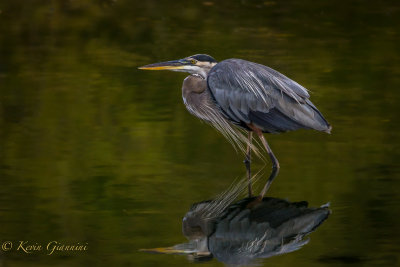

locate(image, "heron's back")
[[207, 59, 331, 134]]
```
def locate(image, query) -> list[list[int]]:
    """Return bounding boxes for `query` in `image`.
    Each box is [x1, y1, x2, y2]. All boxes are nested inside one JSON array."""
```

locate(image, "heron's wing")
[[207, 59, 330, 133], [208, 197, 330, 264]]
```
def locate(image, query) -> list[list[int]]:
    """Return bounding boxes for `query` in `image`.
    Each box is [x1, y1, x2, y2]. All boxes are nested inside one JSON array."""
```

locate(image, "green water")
[[0, 0, 399, 266]]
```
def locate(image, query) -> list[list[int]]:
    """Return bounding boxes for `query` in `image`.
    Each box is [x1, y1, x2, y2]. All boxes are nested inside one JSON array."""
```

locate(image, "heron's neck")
[[191, 62, 217, 79], [197, 69, 208, 79]]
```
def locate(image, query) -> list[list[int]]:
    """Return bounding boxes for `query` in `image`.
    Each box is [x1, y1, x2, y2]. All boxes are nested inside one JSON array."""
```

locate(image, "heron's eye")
[[190, 59, 197, 64]]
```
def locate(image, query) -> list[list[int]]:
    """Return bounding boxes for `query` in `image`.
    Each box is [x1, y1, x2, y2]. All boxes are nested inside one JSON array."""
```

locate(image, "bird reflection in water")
[[141, 178, 330, 265]]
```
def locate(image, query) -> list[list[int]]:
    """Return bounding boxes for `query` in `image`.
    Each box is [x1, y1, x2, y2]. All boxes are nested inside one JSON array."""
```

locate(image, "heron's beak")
[[138, 59, 186, 71], [139, 246, 195, 254]]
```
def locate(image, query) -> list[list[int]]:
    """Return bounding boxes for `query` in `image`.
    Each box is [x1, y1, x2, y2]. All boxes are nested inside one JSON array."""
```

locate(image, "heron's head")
[[138, 54, 218, 78]]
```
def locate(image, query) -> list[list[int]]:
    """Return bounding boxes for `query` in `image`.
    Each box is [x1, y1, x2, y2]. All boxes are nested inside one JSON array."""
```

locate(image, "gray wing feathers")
[[208, 59, 330, 133], [208, 198, 330, 264]]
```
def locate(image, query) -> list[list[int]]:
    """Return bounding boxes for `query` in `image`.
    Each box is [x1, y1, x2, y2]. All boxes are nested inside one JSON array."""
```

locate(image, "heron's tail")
[[304, 99, 332, 134]]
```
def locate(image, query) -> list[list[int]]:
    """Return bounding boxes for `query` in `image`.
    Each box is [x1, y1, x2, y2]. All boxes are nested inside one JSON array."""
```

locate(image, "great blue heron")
[[141, 177, 331, 264], [139, 54, 331, 198]]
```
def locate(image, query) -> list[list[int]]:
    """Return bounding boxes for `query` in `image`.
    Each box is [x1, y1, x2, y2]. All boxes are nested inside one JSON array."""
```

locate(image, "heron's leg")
[[244, 132, 253, 197], [258, 133, 280, 199]]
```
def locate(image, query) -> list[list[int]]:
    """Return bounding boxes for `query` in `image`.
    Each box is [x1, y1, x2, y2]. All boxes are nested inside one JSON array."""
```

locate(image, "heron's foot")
[[247, 184, 253, 198], [246, 196, 263, 209], [259, 164, 280, 198]]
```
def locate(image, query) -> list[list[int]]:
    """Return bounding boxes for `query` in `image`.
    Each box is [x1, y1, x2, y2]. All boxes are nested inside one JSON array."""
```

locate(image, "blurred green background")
[[0, 0, 399, 266]]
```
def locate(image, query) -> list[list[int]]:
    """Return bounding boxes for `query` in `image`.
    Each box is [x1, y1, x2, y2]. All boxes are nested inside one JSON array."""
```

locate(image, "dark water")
[[1, 0, 399, 266]]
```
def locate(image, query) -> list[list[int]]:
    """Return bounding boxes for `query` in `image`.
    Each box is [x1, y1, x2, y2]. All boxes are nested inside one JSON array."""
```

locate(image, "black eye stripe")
[[190, 54, 217, 63]]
